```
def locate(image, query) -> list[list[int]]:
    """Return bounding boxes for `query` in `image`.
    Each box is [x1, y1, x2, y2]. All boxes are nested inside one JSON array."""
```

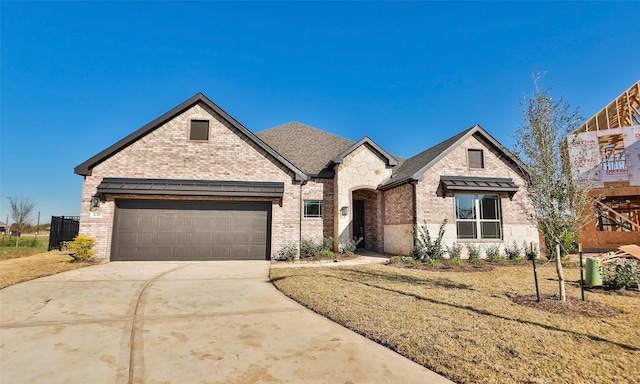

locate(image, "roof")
[[577, 80, 640, 133], [74, 93, 307, 181], [380, 125, 526, 190], [257, 122, 405, 176], [256, 122, 357, 176], [439, 176, 519, 197], [97, 178, 284, 198], [329, 136, 398, 168]]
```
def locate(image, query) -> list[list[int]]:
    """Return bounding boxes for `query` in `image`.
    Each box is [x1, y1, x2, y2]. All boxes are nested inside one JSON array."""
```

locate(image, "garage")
[[93, 178, 283, 261], [111, 200, 271, 261]]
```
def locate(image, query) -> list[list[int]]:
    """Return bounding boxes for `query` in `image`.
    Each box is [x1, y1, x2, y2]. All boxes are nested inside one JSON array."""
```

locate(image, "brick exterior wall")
[[383, 183, 414, 255], [389, 133, 539, 257], [79, 102, 301, 261], [301, 178, 334, 242]]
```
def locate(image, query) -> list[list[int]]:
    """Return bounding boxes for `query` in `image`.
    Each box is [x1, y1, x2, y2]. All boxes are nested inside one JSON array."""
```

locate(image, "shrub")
[[504, 241, 522, 260], [322, 237, 334, 252], [449, 257, 462, 266], [411, 220, 447, 261], [320, 248, 335, 259], [389, 255, 416, 265], [300, 238, 322, 259], [62, 235, 96, 262], [486, 244, 504, 263], [426, 258, 442, 268], [603, 260, 639, 290], [466, 244, 482, 261], [446, 242, 463, 261], [275, 243, 298, 261], [340, 238, 361, 256]]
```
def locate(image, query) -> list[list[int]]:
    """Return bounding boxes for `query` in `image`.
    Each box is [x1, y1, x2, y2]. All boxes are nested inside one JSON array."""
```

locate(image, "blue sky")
[[1, 1, 639, 224]]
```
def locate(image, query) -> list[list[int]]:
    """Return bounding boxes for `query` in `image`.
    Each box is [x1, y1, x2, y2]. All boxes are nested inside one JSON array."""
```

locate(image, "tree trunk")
[[556, 242, 566, 302]]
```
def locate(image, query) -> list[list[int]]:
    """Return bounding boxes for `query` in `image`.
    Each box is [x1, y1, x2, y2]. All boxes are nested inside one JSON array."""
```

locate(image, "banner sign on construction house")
[[569, 126, 640, 187]]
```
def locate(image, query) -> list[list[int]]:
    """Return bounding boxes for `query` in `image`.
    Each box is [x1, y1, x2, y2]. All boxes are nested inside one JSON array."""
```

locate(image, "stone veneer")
[[79, 102, 301, 261], [334, 145, 393, 251]]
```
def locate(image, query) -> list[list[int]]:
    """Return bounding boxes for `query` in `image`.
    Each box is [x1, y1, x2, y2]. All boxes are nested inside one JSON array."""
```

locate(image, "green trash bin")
[[585, 257, 603, 286]]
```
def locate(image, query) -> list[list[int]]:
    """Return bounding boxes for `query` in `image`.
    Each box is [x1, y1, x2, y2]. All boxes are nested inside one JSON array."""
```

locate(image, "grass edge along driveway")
[[270, 263, 640, 384], [0, 252, 91, 289]]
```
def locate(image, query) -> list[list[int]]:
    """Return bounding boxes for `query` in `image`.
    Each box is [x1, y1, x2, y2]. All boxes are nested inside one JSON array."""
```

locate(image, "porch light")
[[90, 194, 101, 209], [340, 206, 349, 216]]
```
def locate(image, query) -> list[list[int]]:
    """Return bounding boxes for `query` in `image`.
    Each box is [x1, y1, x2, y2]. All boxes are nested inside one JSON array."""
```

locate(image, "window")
[[304, 200, 322, 218], [455, 194, 501, 239], [190, 120, 209, 140], [468, 149, 484, 169]]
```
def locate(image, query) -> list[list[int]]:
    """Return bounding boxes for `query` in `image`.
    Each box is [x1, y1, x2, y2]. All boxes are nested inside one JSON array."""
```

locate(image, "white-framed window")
[[468, 149, 484, 169], [303, 200, 322, 218], [455, 194, 501, 239], [190, 120, 209, 141]]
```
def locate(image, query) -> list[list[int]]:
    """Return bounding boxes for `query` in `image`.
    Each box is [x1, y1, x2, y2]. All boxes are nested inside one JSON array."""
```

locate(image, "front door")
[[352, 200, 365, 249]]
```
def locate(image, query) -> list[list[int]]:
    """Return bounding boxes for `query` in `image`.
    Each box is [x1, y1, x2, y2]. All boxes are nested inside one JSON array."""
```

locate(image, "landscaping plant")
[[504, 241, 522, 261], [275, 243, 298, 261], [62, 235, 96, 262], [411, 219, 446, 261], [486, 244, 504, 263], [466, 243, 482, 261], [603, 260, 639, 290]]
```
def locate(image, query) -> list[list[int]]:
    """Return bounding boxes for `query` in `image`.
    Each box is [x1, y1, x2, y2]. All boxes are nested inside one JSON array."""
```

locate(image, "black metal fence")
[[48, 216, 80, 251]]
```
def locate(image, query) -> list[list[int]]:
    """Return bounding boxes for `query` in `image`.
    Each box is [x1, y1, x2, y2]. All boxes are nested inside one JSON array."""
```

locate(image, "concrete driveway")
[[1, 261, 453, 383]]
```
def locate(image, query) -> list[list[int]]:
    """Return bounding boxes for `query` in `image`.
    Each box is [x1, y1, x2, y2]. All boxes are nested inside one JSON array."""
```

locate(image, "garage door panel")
[[112, 200, 270, 261]]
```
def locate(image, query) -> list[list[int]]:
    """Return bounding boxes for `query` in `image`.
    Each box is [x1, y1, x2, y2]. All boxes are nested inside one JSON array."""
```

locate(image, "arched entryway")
[[351, 188, 383, 252]]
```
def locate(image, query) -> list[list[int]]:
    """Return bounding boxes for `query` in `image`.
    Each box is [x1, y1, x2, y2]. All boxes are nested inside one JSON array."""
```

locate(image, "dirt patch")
[[510, 294, 624, 317], [0, 251, 43, 260]]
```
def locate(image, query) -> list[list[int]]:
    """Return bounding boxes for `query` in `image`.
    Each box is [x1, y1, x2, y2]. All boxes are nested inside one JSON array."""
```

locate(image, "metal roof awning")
[[440, 176, 519, 197], [96, 178, 285, 198]]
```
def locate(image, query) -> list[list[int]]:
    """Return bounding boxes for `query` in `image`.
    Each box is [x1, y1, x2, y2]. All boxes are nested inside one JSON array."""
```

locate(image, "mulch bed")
[[387, 259, 500, 272], [271, 253, 359, 264], [510, 294, 624, 317]]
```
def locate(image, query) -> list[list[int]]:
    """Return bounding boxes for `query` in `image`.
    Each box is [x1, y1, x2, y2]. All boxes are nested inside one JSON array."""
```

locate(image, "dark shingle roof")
[[256, 122, 357, 175]]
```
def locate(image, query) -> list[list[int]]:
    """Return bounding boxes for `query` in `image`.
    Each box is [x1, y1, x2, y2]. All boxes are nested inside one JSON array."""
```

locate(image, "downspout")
[[299, 180, 307, 258], [412, 181, 417, 248]]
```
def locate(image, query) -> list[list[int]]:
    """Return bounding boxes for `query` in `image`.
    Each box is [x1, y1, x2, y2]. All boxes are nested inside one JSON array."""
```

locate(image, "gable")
[[75, 93, 306, 181], [329, 137, 398, 168], [380, 125, 526, 190]]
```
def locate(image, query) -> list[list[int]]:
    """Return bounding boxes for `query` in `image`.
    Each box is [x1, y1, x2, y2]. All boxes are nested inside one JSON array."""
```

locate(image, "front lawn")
[[0, 251, 91, 289], [270, 263, 640, 384]]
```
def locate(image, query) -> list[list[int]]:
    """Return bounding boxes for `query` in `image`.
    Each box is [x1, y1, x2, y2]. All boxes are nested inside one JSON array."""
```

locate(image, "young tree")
[[513, 78, 592, 301], [7, 196, 35, 247]]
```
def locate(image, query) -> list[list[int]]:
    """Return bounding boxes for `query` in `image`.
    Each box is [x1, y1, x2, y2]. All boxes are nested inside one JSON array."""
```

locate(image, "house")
[[570, 81, 640, 250], [75, 93, 539, 261]]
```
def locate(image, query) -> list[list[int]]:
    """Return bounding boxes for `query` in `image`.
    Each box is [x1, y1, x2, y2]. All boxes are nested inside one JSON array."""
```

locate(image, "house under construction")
[[575, 81, 640, 250]]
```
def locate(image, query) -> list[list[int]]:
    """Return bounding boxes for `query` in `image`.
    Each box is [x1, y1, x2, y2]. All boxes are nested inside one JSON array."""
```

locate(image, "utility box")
[[585, 257, 603, 286]]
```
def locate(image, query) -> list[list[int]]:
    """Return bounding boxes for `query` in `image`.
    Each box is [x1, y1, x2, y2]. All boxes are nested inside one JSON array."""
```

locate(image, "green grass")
[[0, 234, 49, 259], [270, 263, 640, 384]]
